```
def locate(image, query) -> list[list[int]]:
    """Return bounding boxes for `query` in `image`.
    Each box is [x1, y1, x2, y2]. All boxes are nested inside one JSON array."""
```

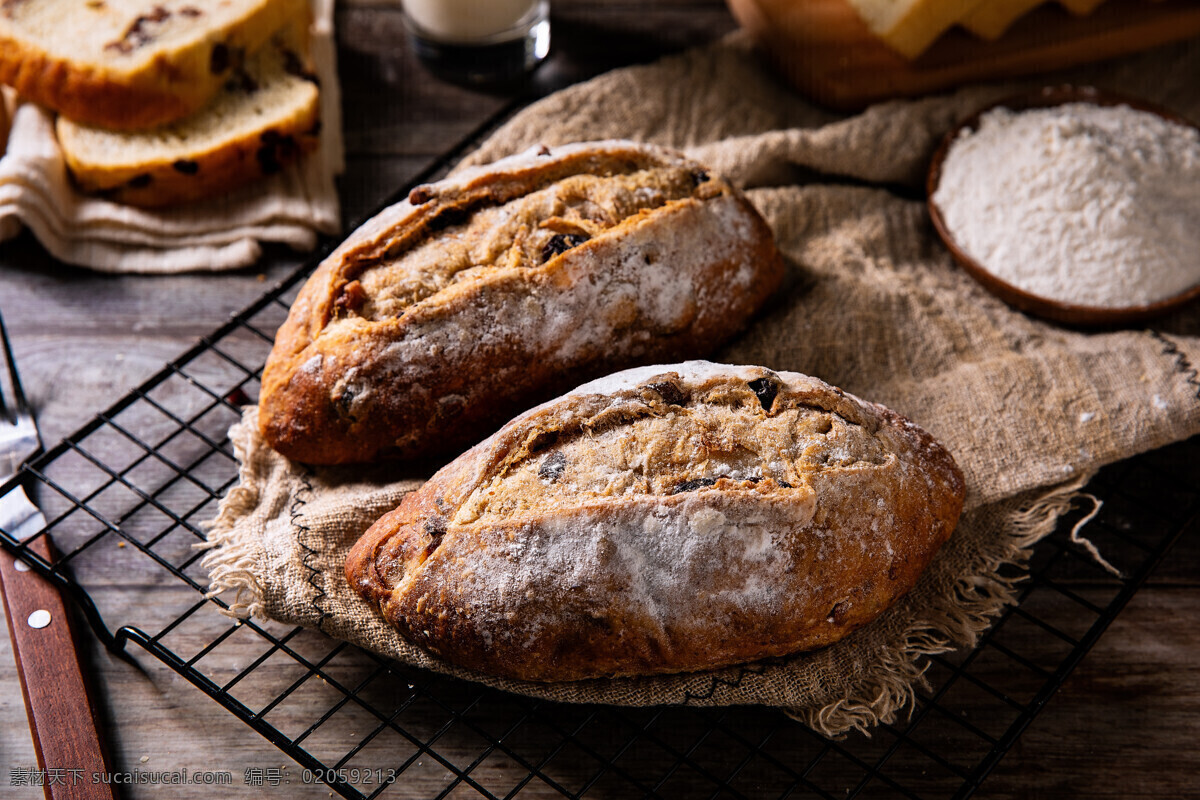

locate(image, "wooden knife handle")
[[1, 538, 116, 800]]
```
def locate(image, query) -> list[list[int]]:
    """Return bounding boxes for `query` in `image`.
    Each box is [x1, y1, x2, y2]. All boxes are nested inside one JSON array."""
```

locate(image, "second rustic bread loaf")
[[258, 141, 785, 464], [0, 0, 307, 130], [346, 362, 965, 682]]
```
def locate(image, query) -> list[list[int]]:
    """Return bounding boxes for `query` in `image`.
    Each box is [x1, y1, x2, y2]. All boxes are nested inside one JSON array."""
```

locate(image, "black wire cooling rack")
[[2, 128, 1199, 799]]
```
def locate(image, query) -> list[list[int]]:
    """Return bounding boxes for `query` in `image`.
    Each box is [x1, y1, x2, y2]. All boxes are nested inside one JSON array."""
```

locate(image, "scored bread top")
[[352, 165, 705, 322], [346, 361, 966, 682], [0, 0, 308, 129], [259, 141, 785, 464]]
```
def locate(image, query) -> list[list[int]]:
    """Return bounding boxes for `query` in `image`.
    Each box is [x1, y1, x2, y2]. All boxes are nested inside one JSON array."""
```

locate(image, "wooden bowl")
[[926, 86, 1200, 328]]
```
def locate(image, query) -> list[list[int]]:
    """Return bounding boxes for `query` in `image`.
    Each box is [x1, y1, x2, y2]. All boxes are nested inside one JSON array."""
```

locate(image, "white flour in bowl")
[[932, 102, 1200, 308]]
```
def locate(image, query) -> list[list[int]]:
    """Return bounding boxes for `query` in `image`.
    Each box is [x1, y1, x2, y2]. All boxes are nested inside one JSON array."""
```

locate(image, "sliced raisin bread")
[[56, 25, 320, 208], [0, 0, 306, 130]]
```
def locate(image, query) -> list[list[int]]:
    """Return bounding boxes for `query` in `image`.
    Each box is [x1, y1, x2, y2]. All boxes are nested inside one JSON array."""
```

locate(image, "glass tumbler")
[[401, 0, 551, 86]]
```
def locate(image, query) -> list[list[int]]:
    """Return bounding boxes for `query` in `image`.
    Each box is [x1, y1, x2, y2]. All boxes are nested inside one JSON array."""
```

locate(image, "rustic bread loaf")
[[346, 362, 965, 682], [258, 141, 785, 464], [56, 24, 320, 208], [0, 0, 306, 130]]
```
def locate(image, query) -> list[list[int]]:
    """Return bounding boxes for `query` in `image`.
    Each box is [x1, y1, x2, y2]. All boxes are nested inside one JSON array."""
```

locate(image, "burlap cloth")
[[203, 34, 1200, 735], [0, 0, 342, 273]]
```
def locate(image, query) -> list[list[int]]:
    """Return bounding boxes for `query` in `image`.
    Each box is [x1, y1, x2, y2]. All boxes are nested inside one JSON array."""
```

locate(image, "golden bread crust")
[[346, 362, 966, 682], [259, 141, 786, 464]]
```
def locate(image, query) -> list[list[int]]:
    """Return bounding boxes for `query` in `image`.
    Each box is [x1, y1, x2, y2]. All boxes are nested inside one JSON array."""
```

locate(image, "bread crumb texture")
[[56, 20, 319, 207]]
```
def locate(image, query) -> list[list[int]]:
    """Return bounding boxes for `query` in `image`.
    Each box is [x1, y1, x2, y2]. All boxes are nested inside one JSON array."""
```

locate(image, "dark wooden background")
[[1, 1, 1198, 798]]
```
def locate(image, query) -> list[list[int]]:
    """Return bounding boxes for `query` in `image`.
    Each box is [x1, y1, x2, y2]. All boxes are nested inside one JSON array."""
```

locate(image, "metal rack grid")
[[2, 145, 1198, 800]]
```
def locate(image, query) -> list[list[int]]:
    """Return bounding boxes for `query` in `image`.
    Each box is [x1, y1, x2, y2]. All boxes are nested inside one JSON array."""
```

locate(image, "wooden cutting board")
[[727, 0, 1200, 110]]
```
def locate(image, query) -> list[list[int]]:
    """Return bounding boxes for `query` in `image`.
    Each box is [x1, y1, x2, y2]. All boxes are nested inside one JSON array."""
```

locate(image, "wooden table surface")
[[1, 2, 1197, 798]]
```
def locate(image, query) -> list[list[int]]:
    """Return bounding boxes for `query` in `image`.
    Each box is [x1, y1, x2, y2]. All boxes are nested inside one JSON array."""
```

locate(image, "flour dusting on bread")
[[346, 361, 965, 682], [260, 142, 785, 464]]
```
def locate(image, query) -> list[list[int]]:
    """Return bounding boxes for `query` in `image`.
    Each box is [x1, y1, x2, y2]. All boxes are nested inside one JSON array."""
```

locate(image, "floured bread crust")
[[259, 141, 785, 464], [346, 361, 966, 682]]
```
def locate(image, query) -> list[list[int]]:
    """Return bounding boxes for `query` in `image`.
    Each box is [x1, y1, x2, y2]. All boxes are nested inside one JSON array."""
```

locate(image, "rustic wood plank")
[[980, 588, 1200, 800]]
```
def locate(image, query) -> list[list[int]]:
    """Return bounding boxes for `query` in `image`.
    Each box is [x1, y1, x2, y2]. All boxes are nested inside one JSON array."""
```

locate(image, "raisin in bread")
[[258, 141, 785, 464], [346, 362, 965, 682], [56, 24, 319, 208], [0, 0, 307, 130]]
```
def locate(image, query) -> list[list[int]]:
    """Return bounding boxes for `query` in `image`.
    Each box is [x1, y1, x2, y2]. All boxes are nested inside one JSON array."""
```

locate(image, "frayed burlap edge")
[[796, 476, 1091, 736], [202, 408, 1096, 738], [203, 414, 278, 621]]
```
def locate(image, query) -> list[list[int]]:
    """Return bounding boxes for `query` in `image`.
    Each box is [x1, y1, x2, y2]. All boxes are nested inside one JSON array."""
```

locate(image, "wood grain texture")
[[0, 1, 1197, 798], [727, 0, 1200, 109], [0, 538, 114, 800]]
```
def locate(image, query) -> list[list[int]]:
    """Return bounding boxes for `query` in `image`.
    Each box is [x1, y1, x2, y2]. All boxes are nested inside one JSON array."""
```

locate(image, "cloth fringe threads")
[[800, 475, 1093, 737]]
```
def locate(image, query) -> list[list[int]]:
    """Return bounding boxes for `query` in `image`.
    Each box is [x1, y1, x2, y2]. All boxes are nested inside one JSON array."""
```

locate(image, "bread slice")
[[845, 0, 989, 59], [0, 0, 307, 130], [56, 26, 320, 208]]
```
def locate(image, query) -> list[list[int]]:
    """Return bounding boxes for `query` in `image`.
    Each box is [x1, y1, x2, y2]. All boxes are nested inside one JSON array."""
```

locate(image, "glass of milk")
[[401, 0, 550, 85]]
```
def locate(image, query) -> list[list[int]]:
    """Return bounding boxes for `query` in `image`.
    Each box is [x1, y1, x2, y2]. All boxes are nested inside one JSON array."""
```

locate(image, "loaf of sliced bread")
[[845, 0, 989, 59], [56, 26, 320, 208], [0, 0, 307, 130]]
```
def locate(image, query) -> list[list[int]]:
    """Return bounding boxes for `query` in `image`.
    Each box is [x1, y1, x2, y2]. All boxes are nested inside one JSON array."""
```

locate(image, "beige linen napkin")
[[204, 34, 1200, 735], [0, 0, 343, 273]]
